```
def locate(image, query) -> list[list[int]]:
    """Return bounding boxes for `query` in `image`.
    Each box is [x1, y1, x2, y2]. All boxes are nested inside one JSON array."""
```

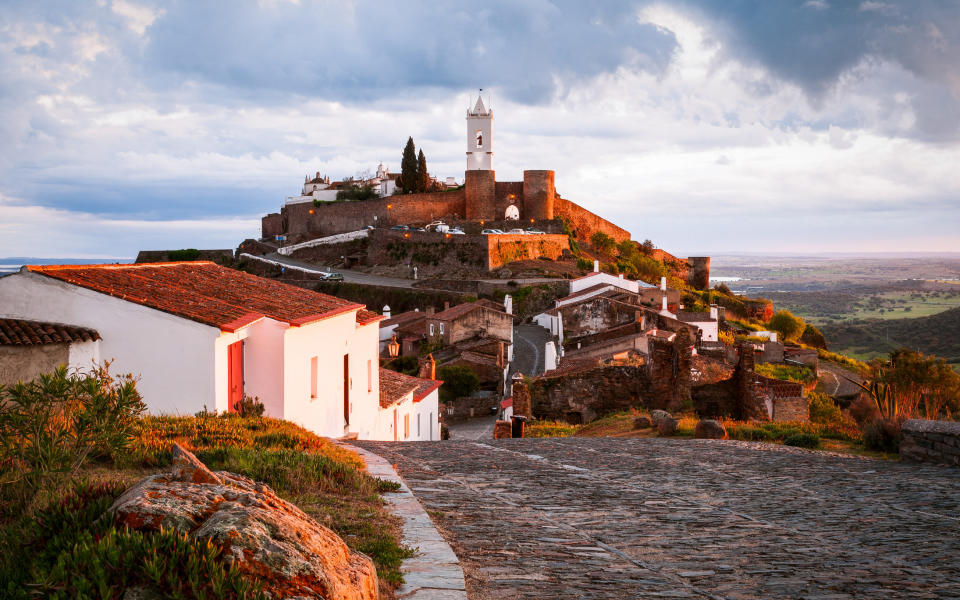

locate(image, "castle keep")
[[262, 93, 630, 244]]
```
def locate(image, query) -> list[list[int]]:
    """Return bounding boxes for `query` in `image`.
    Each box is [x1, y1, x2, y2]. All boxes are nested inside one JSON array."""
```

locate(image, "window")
[[404, 414, 410, 439], [310, 356, 318, 399], [429, 323, 435, 336], [475, 130, 483, 148], [439, 323, 445, 335], [417, 414, 421, 438], [367, 359, 372, 392]]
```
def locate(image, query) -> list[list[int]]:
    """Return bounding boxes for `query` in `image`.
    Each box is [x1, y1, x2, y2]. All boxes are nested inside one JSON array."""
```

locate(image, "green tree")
[[590, 231, 616, 255], [437, 366, 480, 403], [767, 309, 806, 343], [640, 239, 655, 255], [799, 323, 827, 349], [399, 137, 417, 194], [416, 148, 430, 193], [617, 240, 639, 262]]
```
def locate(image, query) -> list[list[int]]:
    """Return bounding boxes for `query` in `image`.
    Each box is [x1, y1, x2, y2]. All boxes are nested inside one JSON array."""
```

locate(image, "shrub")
[[767, 310, 806, 343], [808, 392, 842, 424], [590, 231, 616, 254], [755, 363, 817, 385], [848, 394, 881, 425], [862, 418, 902, 453], [784, 433, 821, 449], [576, 257, 593, 271], [0, 364, 144, 509], [437, 366, 480, 403], [233, 394, 265, 418], [168, 248, 202, 261]]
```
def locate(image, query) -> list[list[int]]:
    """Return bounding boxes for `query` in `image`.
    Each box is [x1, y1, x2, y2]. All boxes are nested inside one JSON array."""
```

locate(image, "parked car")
[[390, 225, 409, 231], [448, 227, 465, 235], [410, 226, 426, 232], [320, 271, 344, 281], [364, 225, 375, 230], [507, 228, 526, 235], [481, 228, 504, 235], [525, 228, 546, 234]]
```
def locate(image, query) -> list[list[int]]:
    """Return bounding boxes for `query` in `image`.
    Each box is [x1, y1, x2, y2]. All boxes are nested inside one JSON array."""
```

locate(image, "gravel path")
[[355, 437, 960, 599]]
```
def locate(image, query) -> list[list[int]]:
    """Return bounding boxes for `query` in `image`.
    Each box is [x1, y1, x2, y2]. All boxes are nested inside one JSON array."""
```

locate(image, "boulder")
[[650, 410, 671, 426], [694, 419, 727, 440], [110, 443, 378, 600], [632, 416, 652, 430], [658, 417, 678, 436]]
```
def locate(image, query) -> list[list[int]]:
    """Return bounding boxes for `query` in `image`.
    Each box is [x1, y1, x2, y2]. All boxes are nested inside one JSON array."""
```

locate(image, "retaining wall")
[[900, 420, 960, 467]]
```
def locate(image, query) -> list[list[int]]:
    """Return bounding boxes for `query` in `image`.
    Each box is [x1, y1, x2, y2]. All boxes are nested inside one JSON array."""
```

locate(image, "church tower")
[[466, 92, 492, 171]]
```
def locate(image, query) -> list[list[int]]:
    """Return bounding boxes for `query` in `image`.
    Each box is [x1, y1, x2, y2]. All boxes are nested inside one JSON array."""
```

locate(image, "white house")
[[568, 264, 656, 297], [0, 261, 439, 441], [676, 305, 720, 342], [0, 318, 101, 386], [378, 368, 441, 441]]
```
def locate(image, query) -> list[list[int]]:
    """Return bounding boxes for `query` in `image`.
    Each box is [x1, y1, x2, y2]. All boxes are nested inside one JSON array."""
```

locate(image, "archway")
[[504, 204, 520, 220]]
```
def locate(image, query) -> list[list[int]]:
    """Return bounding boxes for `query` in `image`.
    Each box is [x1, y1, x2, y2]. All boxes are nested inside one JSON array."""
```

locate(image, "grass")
[[755, 363, 817, 385], [1, 413, 411, 599]]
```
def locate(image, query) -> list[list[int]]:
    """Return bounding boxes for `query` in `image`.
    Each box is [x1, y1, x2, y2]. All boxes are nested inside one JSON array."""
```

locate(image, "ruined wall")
[[530, 365, 652, 423], [432, 308, 512, 345], [559, 297, 640, 339], [553, 197, 631, 243]]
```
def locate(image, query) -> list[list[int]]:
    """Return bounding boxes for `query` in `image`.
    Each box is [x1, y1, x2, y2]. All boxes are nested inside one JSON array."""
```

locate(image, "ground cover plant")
[[0, 367, 410, 599]]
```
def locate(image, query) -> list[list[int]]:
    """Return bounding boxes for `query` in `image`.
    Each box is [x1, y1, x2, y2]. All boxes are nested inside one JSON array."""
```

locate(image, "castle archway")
[[505, 204, 520, 220]]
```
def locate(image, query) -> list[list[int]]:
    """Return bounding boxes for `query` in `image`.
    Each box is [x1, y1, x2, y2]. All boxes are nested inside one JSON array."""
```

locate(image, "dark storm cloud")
[[141, 1, 677, 104], [679, 0, 960, 140]]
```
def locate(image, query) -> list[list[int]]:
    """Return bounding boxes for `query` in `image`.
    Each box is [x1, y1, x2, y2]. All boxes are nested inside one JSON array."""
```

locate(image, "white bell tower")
[[466, 91, 493, 171]]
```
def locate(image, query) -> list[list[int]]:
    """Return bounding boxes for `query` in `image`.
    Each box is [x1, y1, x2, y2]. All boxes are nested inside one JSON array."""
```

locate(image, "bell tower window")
[[476, 130, 483, 148]]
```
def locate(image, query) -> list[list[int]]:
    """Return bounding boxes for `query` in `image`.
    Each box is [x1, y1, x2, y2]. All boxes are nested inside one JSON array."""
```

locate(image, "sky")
[[1, 0, 958, 258]]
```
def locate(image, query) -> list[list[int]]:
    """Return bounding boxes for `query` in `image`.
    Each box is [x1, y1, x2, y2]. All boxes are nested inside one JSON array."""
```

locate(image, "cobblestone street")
[[356, 438, 960, 599]]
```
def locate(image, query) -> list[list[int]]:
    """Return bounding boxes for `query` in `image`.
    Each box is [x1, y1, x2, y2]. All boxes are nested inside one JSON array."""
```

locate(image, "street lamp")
[[387, 335, 400, 358]]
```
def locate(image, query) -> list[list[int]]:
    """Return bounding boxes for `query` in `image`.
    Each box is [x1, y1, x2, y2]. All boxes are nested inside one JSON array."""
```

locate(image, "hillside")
[[821, 306, 960, 365]]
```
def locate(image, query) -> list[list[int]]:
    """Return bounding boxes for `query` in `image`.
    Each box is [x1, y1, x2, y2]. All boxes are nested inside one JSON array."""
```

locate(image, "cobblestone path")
[[356, 438, 960, 599]]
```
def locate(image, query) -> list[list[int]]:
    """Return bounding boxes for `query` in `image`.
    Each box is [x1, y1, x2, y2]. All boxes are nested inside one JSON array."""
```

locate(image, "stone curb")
[[346, 444, 467, 600]]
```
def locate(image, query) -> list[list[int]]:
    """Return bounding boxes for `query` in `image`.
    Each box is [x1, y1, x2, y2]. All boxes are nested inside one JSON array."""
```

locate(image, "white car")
[[526, 228, 546, 234], [481, 228, 504, 235], [507, 228, 526, 235], [448, 228, 465, 235]]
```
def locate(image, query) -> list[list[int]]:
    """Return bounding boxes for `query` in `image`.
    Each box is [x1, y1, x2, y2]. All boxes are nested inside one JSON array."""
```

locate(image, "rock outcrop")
[[110, 443, 379, 600]]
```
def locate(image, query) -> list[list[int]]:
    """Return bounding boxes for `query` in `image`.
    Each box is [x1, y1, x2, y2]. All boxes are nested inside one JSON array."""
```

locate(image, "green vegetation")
[[784, 432, 821, 449], [168, 248, 202, 261], [590, 231, 616, 255], [821, 306, 960, 366], [767, 309, 806, 343], [754, 363, 817, 385], [524, 420, 579, 438], [0, 368, 411, 597], [808, 391, 842, 424], [335, 182, 379, 201], [417, 149, 430, 193], [436, 366, 479, 403], [399, 136, 418, 194]]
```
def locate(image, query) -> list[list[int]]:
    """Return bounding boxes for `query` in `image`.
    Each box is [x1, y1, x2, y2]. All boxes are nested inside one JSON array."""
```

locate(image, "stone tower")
[[466, 93, 492, 171]]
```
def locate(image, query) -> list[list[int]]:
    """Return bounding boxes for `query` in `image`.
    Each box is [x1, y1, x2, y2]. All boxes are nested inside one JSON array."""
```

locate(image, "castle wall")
[[523, 170, 555, 221], [553, 197, 631, 243], [368, 230, 568, 271], [281, 190, 466, 238], [465, 170, 496, 220]]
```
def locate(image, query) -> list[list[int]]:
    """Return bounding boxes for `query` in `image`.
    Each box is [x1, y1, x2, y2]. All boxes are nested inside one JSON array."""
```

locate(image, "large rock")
[[110, 443, 379, 600], [650, 410, 671, 426], [632, 416, 652, 430], [657, 417, 678, 436], [694, 419, 727, 440]]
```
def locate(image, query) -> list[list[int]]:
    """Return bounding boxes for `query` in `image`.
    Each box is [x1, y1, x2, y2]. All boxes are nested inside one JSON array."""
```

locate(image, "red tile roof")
[[0, 318, 101, 346], [27, 262, 379, 332], [379, 368, 442, 407], [380, 310, 426, 329], [433, 301, 510, 322], [556, 283, 613, 304]]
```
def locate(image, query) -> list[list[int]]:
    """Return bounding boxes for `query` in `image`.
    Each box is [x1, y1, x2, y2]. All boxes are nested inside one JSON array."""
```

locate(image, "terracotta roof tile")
[[27, 262, 368, 332], [0, 318, 101, 346], [412, 378, 443, 402], [556, 283, 613, 304], [433, 301, 510, 321], [380, 311, 426, 329], [379, 368, 419, 408]]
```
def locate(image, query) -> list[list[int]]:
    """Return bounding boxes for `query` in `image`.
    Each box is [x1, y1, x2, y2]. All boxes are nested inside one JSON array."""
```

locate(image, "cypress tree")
[[400, 137, 417, 194], [417, 149, 430, 192]]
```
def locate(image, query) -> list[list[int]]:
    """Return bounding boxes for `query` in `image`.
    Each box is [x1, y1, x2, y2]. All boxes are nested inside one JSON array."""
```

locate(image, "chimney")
[[770, 332, 778, 343], [662, 296, 668, 312], [660, 276, 667, 291], [619, 273, 624, 279], [383, 304, 391, 319], [444, 301, 451, 311], [709, 304, 718, 320], [426, 306, 435, 316], [504, 294, 513, 315], [593, 260, 599, 273]]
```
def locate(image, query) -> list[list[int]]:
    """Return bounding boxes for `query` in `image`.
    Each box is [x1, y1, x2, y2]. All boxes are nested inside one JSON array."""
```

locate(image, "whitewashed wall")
[[0, 272, 219, 415]]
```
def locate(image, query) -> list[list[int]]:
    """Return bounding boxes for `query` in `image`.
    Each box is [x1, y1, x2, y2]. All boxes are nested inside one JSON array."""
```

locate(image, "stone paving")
[[355, 438, 960, 599]]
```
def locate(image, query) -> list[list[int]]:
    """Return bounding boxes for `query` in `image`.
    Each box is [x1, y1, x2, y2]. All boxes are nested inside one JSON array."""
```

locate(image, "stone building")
[[0, 318, 101, 386]]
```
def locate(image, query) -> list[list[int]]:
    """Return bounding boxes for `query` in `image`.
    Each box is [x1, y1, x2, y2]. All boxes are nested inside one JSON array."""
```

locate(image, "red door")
[[228, 341, 244, 412]]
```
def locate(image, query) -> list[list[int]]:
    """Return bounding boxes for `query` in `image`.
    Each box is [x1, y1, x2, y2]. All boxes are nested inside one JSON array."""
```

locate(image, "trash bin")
[[510, 415, 527, 438]]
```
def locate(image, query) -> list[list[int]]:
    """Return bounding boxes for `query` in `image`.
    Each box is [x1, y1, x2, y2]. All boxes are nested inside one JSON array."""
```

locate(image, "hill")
[[821, 306, 960, 365]]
